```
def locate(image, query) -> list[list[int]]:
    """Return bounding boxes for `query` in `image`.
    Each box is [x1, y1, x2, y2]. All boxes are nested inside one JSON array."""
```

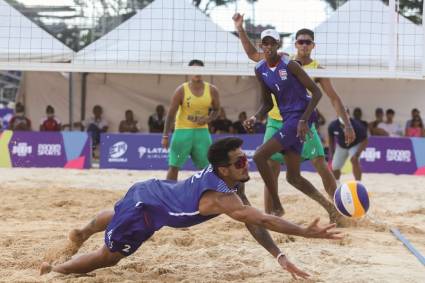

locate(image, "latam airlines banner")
[[100, 133, 425, 175], [0, 130, 91, 168]]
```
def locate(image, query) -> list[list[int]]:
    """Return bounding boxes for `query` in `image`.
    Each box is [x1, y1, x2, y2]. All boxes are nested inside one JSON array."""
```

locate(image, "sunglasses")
[[296, 39, 314, 46], [227, 155, 248, 169]]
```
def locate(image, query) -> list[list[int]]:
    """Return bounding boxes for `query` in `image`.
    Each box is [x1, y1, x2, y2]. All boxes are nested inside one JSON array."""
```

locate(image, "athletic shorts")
[[332, 143, 361, 170], [168, 128, 212, 169], [105, 197, 155, 256], [264, 117, 325, 164]]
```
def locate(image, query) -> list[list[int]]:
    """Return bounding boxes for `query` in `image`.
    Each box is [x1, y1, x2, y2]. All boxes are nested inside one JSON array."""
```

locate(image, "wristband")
[[276, 252, 285, 262], [162, 135, 169, 138]]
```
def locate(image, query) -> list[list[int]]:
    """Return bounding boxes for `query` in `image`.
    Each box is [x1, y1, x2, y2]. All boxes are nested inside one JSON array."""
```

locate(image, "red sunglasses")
[[296, 39, 314, 46], [228, 155, 248, 169]]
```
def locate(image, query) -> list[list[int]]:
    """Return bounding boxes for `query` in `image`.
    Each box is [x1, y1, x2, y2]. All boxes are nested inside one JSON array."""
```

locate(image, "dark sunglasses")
[[296, 39, 314, 46], [227, 155, 248, 169]]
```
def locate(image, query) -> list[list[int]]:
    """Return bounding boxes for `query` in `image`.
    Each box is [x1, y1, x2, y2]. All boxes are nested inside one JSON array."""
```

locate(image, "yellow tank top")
[[267, 57, 319, 121], [175, 82, 212, 129]]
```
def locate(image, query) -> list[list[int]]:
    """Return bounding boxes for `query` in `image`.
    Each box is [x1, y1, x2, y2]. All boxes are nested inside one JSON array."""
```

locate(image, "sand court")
[[0, 168, 424, 282]]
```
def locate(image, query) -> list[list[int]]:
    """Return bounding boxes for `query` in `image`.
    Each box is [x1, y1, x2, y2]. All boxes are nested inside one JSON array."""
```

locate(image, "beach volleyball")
[[334, 181, 370, 218]]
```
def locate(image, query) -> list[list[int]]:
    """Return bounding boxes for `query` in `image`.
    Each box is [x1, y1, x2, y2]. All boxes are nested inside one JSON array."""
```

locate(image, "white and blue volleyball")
[[334, 181, 370, 218]]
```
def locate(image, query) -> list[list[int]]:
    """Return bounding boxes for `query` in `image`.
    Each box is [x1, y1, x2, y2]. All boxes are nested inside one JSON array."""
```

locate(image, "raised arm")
[[162, 86, 183, 148], [232, 13, 263, 62]]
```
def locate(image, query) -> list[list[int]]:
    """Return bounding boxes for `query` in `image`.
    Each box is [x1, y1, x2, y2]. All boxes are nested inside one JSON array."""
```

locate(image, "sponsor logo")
[[262, 72, 268, 77], [138, 146, 169, 159], [138, 146, 147, 158], [386, 149, 411, 162], [360, 147, 381, 162], [108, 141, 128, 162], [37, 144, 61, 156], [12, 142, 32, 157], [278, 69, 287, 80]]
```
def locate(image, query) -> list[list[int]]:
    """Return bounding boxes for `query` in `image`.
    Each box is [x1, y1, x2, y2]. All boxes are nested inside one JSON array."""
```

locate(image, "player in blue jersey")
[[246, 29, 340, 219], [40, 137, 343, 279]]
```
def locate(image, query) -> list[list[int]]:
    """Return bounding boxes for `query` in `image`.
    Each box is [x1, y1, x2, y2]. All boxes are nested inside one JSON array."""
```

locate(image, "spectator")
[[352, 107, 368, 129], [405, 117, 425, 137], [377, 109, 403, 137], [8, 102, 31, 131], [405, 108, 421, 132], [148, 105, 166, 133], [83, 105, 108, 148], [210, 107, 232, 133], [232, 111, 247, 134], [119, 110, 139, 133], [368, 107, 384, 135], [328, 116, 368, 182], [39, 105, 61, 131]]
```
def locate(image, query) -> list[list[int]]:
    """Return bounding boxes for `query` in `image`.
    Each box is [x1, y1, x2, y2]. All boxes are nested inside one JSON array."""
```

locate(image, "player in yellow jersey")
[[233, 14, 355, 220], [162, 59, 220, 180]]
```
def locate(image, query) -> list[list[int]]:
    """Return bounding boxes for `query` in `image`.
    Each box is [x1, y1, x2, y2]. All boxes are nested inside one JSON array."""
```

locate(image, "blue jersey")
[[122, 165, 237, 229], [255, 57, 311, 119]]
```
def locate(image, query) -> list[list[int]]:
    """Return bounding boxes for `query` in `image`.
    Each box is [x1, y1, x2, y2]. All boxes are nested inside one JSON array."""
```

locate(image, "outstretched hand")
[[278, 256, 310, 280], [303, 217, 344, 239]]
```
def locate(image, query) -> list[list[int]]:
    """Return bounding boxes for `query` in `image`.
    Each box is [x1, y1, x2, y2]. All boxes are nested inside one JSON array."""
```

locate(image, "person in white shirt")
[[377, 109, 403, 137]]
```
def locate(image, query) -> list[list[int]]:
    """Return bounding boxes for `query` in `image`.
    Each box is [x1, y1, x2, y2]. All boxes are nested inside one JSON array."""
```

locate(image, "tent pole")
[[81, 73, 88, 121], [69, 72, 74, 131], [422, 0, 425, 77], [388, 0, 397, 72]]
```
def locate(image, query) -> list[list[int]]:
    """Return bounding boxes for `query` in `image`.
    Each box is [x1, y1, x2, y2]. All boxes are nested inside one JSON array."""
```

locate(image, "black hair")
[[386, 109, 395, 115], [46, 105, 54, 113], [375, 107, 384, 114], [188, 59, 204, 66], [295, 28, 314, 40], [208, 137, 243, 172]]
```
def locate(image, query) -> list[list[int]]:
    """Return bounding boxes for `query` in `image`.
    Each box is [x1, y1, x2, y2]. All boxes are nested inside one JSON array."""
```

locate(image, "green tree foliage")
[[321, 0, 423, 24]]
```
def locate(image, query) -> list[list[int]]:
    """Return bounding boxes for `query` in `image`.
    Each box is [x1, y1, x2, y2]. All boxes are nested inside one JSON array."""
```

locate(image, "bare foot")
[[270, 206, 285, 217], [40, 262, 52, 275], [329, 209, 352, 228]]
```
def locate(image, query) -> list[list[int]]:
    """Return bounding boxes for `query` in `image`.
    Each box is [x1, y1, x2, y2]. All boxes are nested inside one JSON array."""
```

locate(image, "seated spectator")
[[377, 109, 403, 137], [39, 105, 61, 131], [119, 110, 139, 133], [368, 107, 384, 135], [353, 107, 368, 129], [232, 111, 247, 134], [405, 117, 425, 137], [210, 107, 232, 133], [83, 105, 108, 147], [405, 108, 421, 132], [8, 102, 31, 131], [148, 105, 166, 133]]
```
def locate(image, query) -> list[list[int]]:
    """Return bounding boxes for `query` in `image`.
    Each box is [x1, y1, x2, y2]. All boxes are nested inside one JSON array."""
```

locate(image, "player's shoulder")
[[255, 59, 267, 71]]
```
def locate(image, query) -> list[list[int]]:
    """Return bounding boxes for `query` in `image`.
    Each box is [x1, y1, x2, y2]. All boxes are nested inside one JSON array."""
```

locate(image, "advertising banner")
[[100, 134, 425, 175], [0, 130, 91, 168], [359, 137, 417, 174]]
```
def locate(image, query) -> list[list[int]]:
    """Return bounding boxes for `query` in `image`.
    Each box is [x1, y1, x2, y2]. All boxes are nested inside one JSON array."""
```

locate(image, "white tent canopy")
[[73, 0, 254, 75], [0, 0, 74, 63], [285, 0, 423, 78]]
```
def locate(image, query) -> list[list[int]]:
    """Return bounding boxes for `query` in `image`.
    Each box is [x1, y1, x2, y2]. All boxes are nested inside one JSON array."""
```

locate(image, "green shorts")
[[263, 117, 325, 164], [168, 128, 212, 169]]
